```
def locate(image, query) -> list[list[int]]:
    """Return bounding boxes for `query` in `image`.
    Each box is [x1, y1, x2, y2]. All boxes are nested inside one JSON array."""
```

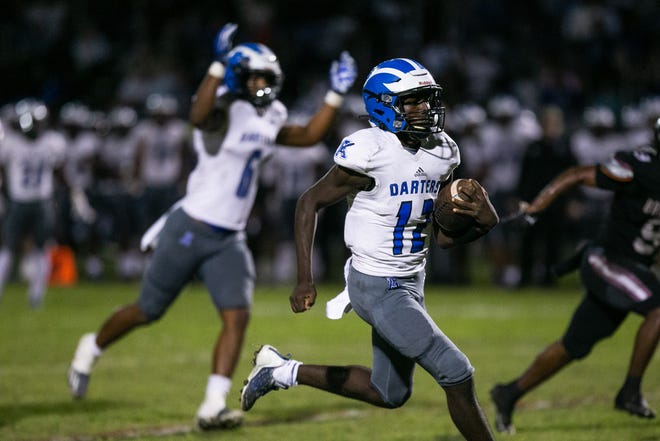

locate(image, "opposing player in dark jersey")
[[490, 117, 660, 434]]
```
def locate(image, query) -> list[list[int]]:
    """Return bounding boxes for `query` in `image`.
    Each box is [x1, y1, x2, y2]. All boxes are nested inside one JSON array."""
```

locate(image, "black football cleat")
[[490, 384, 517, 434], [615, 391, 656, 419]]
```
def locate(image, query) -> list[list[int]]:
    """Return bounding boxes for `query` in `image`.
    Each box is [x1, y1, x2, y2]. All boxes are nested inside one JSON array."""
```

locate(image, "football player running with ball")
[[240, 58, 499, 441], [67, 23, 357, 431], [490, 117, 660, 434]]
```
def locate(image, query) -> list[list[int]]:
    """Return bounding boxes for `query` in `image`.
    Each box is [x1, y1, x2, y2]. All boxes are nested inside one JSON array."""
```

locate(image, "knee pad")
[[561, 295, 625, 360], [143, 307, 165, 323], [378, 383, 412, 409], [137, 275, 178, 323], [561, 314, 620, 360], [136, 298, 166, 323], [419, 337, 474, 386], [561, 334, 593, 360]]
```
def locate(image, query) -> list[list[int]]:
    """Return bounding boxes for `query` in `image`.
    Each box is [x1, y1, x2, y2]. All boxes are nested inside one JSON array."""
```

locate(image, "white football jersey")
[[95, 130, 139, 194], [182, 95, 287, 230], [334, 128, 460, 277], [263, 142, 330, 200], [133, 118, 189, 186], [479, 111, 541, 193], [0, 130, 67, 201], [64, 130, 100, 189]]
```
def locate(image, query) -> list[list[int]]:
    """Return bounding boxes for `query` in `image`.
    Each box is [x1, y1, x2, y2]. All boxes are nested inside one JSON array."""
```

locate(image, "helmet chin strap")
[[399, 123, 436, 144], [396, 132, 422, 149]]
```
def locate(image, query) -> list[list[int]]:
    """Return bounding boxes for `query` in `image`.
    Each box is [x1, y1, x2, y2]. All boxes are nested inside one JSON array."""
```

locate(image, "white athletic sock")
[[196, 374, 231, 418], [0, 249, 14, 298], [273, 360, 302, 388], [206, 374, 232, 398], [71, 333, 102, 374], [28, 251, 50, 307]]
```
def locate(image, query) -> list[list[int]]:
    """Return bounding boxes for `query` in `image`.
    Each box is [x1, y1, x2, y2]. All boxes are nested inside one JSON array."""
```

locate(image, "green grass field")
[[1, 275, 658, 441]]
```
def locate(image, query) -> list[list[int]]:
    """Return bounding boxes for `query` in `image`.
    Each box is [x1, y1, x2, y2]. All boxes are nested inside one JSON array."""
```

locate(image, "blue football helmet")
[[362, 58, 444, 139], [224, 43, 283, 107]]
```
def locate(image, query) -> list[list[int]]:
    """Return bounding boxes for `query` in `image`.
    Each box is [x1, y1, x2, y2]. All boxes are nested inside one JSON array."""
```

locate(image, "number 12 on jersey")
[[393, 199, 434, 255]]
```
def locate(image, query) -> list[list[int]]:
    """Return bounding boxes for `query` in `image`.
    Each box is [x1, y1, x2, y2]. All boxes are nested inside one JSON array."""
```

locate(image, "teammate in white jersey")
[[0, 99, 93, 307], [240, 58, 499, 440], [67, 22, 357, 430], [132, 93, 191, 231], [59, 102, 100, 261]]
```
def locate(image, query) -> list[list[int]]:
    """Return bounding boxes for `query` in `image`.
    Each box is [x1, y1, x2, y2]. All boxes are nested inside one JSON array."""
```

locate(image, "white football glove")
[[329, 51, 357, 95], [213, 23, 238, 61]]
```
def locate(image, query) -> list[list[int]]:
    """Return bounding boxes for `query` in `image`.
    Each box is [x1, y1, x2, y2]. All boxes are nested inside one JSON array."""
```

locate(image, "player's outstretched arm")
[[190, 23, 237, 126], [291, 165, 372, 313], [276, 51, 357, 147], [189, 69, 223, 126], [525, 165, 596, 215]]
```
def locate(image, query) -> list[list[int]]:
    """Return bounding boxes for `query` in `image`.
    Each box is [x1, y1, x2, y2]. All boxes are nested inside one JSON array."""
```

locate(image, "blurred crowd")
[[1, 0, 659, 286], [1, 91, 659, 287], [430, 95, 660, 287]]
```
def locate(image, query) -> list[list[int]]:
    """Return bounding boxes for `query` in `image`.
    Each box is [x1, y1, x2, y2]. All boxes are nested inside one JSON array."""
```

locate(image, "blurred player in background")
[[58, 102, 101, 270], [240, 58, 498, 441], [132, 93, 191, 232], [261, 118, 331, 284], [67, 23, 357, 430], [479, 95, 541, 287], [90, 105, 142, 279], [516, 105, 577, 287], [491, 117, 660, 434], [0, 99, 94, 307], [568, 105, 621, 242]]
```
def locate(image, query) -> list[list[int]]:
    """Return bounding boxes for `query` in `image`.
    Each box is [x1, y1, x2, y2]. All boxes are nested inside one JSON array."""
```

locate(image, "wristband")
[[207, 61, 225, 79], [324, 90, 344, 108]]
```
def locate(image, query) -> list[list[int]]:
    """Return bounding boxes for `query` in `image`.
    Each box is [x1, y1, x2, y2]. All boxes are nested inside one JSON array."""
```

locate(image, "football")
[[433, 178, 480, 235]]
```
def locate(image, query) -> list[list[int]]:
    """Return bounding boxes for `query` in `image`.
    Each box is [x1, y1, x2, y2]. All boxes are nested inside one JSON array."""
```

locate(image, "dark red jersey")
[[595, 147, 660, 266]]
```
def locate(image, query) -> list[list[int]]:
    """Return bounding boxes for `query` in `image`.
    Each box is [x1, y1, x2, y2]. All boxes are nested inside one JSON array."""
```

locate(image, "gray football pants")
[[347, 265, 474, 407]]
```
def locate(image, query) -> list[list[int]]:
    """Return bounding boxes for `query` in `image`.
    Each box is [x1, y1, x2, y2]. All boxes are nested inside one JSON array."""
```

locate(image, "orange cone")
[[48, 245, 78, 286]]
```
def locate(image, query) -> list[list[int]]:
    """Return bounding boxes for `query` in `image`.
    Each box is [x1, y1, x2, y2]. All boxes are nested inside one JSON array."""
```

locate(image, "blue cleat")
[[240, 345, 291, 411]]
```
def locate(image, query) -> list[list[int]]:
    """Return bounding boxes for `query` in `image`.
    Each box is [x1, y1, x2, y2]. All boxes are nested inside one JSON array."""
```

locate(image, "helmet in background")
[[487, 95, 521, 121], [108, 105, 138, 135], [145, 93, 179, 117], [583, 105, 615, 129], [60, 102, 92, 129], [224, 43, 283, 107], [14, 98, 49, 137]]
